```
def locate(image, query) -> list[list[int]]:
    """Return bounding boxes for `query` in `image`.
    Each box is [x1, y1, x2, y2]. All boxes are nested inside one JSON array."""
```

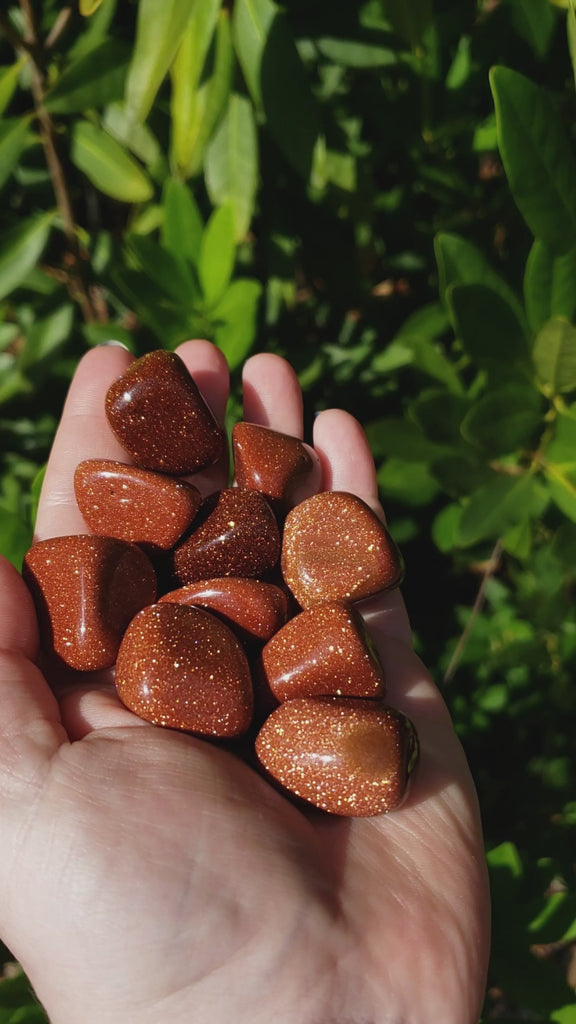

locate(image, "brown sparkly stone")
[[232, 422, 313, 504], [172, 488, 281, 585], [105, 350, 224, 475], [74, 459, 202, 549], [159, 578, 288, 643], [261, 602, 385, 702], [281, 491, 403, 609], [255, 697, 418, 816], [23, 535, 157, 671], [115, 603, 253, 736]]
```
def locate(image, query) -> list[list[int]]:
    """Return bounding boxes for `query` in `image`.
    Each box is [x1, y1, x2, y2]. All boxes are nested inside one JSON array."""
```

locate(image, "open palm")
[[0, 342, 489, 1024]]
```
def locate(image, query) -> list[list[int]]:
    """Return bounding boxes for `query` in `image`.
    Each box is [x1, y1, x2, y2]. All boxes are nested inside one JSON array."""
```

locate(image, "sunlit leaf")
[[211, 278, 262, 368], [80, 0, 105, 14], [71, 121, 153, 202], [533, 318, 576, 393], [170, 0, 222, 173], [0, 60, 24, 118], [205, 93, 257, 242], [457, 474, 548, 546], [124, 0, 197, 123], [162, 178, 204, 266], [0, 213, 53, 303], [198, 204, 236, 308]]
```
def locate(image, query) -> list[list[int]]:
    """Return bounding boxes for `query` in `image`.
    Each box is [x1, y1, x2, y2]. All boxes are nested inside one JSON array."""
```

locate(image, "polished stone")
[[23, 535, 157, 671], [105, 350, 224, 475], [281, 491, 403, 608], [115, 603, 253, 736], [172, 488, 281, 585], [255, 697, 418, 816], [74, 459, 201, 549], [262, 602, 385, 702], [159, 577, 288, 643], [232, 422, 313, 504]]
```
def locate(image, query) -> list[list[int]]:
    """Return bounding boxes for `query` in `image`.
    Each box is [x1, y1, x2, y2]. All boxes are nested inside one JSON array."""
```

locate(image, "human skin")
[[0, 341, 490, 1024]]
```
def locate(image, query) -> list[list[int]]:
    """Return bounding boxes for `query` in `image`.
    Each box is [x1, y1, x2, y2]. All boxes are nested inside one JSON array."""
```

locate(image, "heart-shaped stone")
[[23, 535, 157, 671], [105, 350, 224, 475], [159, 578, 288, 643], [261, 602, 385, 702], [74, 459, 201, 549], [281, 491, 403, 608], [232, 422, 313, 505], [115, 603, 253, 736], [255, 697, 418, 816], [172, 488, 281, 585]]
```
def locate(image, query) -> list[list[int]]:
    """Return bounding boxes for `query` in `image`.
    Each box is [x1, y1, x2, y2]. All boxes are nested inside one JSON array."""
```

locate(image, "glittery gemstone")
[[159, 577, 288, 643], [115, 603, 253, 736], [172, 488, 281, 585], [232, 422, 313, 504], [261, 602, 385, 702], [74, 459, 202, 549], [105, 350, 224, 475], [23, 535, 157, 671], [255, 697, 418, 816], [281, 491, 403, 608]]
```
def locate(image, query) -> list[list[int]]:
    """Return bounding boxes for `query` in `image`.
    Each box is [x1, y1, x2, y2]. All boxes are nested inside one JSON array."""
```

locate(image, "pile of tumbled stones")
[[23, 350, 418, 817]]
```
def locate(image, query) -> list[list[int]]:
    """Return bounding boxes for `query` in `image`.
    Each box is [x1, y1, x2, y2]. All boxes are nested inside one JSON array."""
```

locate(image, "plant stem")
[[443, 538, 503, 685], [15, 0, 104, 323]]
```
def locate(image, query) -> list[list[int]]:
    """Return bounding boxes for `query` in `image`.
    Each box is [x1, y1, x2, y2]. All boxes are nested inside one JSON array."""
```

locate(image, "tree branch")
[[443, 538, 503, 685], [15, 0, 105, 323]]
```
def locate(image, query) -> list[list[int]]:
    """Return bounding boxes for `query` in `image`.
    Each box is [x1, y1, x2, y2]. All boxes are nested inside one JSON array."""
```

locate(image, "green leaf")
[[0, 60, 24, 118], [434, 232, 525, 324], [82, 323, 134, 350], [71, 121, 153, 203], [80, 0, 105, 14], [365, 417, 446, 462], [233, 0, 321, 179], [0, 117, 32, 191], [20, 305, 74, 369], [524, 240, 576, 332], [431, 454, 494, 497], [0, 213, 53, 303], [533, 318, 576, 394], [545, 463, 576, 521], [457, 474, 548, 546], [382, 0, 434, 50], [503, 0, 556, 58], [432, 503, 463, 553], [410, 390, 471, 445], [169, 0, 223, 174], [162, 179, 204, 266], [124, 0, 197, 123], [377, 459, 440, 506], [316, 37, 397, 67], [448, 283, 531, 378], [45, 39, 129, 113], [461, 385, 543, 455], [102, 103, 164, 173], [205, 93, 258, 242], [211, 278, 262, 368], [126, 235, 198, 306], [569, 0, 576, 91], [490, 66, 576, 253], [0, 507, 32, 570], [198, 204, 236, 308]]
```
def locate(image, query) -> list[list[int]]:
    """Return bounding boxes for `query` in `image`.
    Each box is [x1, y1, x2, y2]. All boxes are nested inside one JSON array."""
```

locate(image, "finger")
[[57, 681, 150, 741], [174, 339, 230, 495], [242, 354, 304, 436], [313, 408, 413, 646], [0, 557, 67, 798], [36, 346, 134, 541], [241, 354, 321, 501]]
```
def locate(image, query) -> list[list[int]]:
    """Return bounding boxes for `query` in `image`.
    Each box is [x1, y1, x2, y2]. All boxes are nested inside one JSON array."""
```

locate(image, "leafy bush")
[[1, 0, 576, 1017]]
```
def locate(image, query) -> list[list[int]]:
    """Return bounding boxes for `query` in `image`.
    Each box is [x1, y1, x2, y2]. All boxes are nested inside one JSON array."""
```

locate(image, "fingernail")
[[98, 339, 130, 349]]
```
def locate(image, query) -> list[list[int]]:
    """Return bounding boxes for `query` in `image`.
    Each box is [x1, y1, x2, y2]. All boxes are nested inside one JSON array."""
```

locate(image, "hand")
[[0, 342, 490, 1024]]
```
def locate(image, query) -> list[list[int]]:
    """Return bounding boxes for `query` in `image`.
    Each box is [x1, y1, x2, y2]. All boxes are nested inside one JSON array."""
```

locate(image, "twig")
[[443, 538, 503, 685], [45, 7, 73, 50], [0, 13, 33, 54], [14, 0, 104, 323]]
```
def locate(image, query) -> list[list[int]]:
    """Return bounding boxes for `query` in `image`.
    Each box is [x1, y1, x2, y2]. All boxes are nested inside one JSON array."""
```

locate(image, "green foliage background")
[[1, 0, 576, 1017]]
